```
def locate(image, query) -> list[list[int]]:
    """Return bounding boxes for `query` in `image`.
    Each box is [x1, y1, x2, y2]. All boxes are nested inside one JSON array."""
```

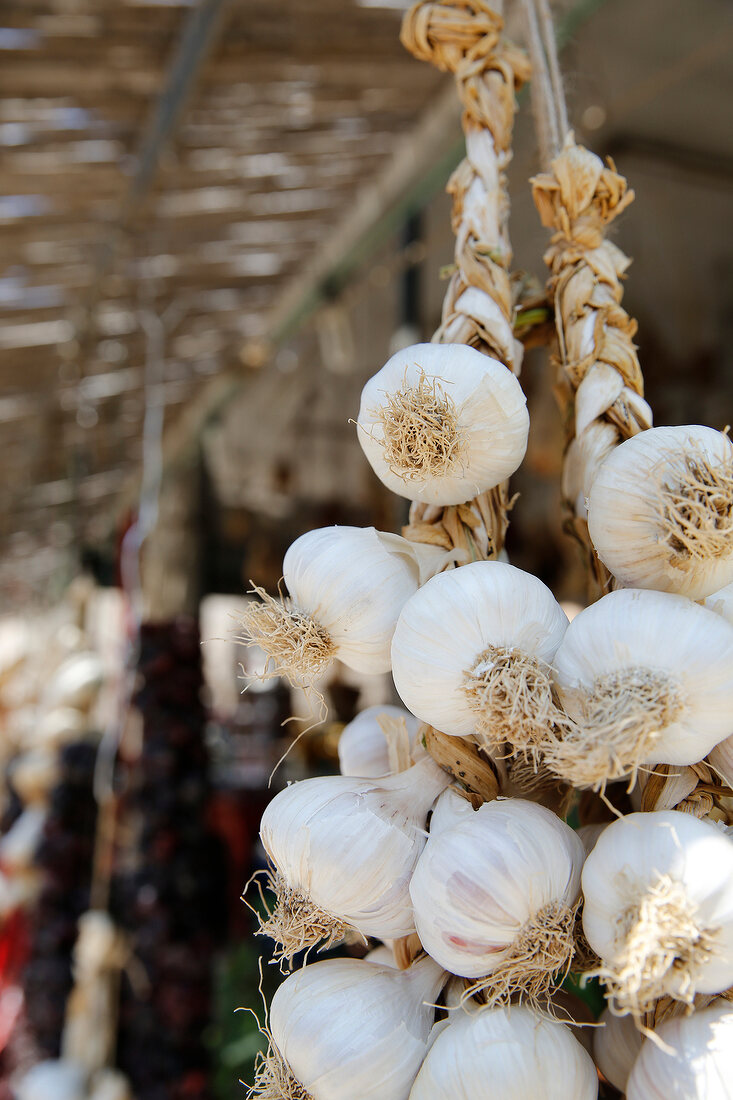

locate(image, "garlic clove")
[[356, 342, 528, 506], [409, 793, 584, 1007], [254, 955, 446, 1100], [582, 810, 733, 1018], [338, 704, 425, 778], [592, 1007, 643, 1094], [587, 424, 733, 598], [238, 526, 449, 689], [546, 588, 733, 787], [408, 1004, 598, 1099], [626, 999, 733, 1100], [391, 560, 568, 757], [257, 756, 451, 964]]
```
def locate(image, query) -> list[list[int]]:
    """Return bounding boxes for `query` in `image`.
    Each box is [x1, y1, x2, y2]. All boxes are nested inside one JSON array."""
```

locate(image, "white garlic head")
[[626, 1000, 733, 1100], [592, 1007, 643, 1093], [582, 810, 733, 1018], [252, 955, 446, 1100], [391, 560, 568, 757], [257, 757, 451, 964], [409, 1004, 598, 1099], [409, 790, 584, 1006], [238, 525, 450, 688], [356, 342, 529, 506], [588, 425, 733, 599], [546, 588, 733, 788], [338, 704, 424, 778]]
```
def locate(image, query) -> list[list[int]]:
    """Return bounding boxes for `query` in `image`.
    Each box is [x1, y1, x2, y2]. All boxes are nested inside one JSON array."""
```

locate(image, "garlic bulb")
[[409, 790, 584, 1005], [582, 810, 733, 1017], [338, 704, 424, 778], [409, 1004, 598, 1099], [238, 525, 450, 688], [626, 1000, 733, 1100], [258, 756, 450, 963], [391, 560, 568, 757], [588, 425, 733, 598], [356, 342, 529, 505], [252, 955, 445, 1100], [592, 1007, 643, 1093], [546, 588, 733, 788]]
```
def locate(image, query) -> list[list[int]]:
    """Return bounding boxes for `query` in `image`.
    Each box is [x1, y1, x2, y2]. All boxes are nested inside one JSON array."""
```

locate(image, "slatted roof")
[[0, 0, 448, 568]]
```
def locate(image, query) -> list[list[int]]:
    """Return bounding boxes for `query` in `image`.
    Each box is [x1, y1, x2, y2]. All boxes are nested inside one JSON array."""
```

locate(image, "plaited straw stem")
[[531, 140, 651, 591], [400, 1, 531, 567], [400, 1, 534, 781]]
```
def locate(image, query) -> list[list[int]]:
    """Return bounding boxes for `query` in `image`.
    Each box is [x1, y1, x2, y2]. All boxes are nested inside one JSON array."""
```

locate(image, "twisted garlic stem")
[[400, 1, 530, 560]]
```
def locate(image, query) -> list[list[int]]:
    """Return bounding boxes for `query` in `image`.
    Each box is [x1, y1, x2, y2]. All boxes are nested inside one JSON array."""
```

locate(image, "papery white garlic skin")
[[593, 1007, 643, 1093], [280, 525, 449, 675], [357, 342, 529, 506], [391, 560, 568, 737], [260, 757, 450, 941], [553, 588, 733, 766], [626, 1001, 733, 1100], [338, 704, 424, 778], [587, 425, 733, 599], [409, 791, 584, 978], [703, 579, 733, 627], [364, 944, 397, 967], [269, 955, 446, 1100], [408, 1004, 598, 1100], [582, 811, 733, 1004]]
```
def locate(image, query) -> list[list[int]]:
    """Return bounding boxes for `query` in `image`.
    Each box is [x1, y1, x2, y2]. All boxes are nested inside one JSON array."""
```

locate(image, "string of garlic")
[[409, 1003, 598, 1099], [581, 810, 733, 1019], [337, 704, 424, 779], [544, 588, 733, 789], [626, 999, 733, 1100], [256, 757, 450, 965], [587, 424, 733, 599], [531, 137, 652, 591], [391, 559, 568, 760], [398, 0, 532, 562], [237, 526, 452, 694], [409, 789, 584, 1007], [249, 954, 446, 1100]]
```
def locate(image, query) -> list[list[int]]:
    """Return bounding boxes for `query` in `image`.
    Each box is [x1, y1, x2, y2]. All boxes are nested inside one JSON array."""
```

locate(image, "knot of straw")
[[544, 667, 682, 791], [376, 370, 464, 482], [238, 585, 334, 689], [464, 645, 557, 760], [465, 898, 578, 1010], [255, 869, 348, 971], [596, 875, 718, 1020]]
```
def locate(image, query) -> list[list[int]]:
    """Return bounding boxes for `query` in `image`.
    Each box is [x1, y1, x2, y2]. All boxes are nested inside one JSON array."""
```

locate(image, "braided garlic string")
[[523, 3, 733, 825], [400, 0, 531, 563], [531, 143, 652, 593]]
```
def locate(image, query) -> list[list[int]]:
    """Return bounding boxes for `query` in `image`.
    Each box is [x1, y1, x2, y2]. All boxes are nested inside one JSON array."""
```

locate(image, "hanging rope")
[[519, 0, 648, 594], [400, 0, 531, 563]]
